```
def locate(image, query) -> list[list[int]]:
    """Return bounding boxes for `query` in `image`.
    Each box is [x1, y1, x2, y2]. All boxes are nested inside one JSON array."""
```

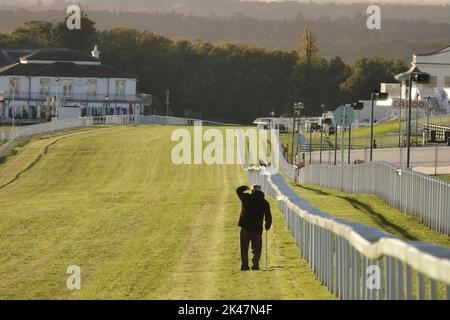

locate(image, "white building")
[[393, 46, 450, 114], [0, 47, 145, 121]]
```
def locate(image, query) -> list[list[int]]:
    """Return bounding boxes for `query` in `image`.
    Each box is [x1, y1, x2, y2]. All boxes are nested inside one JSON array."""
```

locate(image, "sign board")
[[333, 105, 355, 127], [392, 99, 426, 109], [293, 133, 305, 146]]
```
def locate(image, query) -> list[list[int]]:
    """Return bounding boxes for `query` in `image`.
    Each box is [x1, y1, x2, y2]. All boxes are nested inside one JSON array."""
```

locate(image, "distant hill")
[[2, 1, 450, 23], [0, 7, 448, 62]]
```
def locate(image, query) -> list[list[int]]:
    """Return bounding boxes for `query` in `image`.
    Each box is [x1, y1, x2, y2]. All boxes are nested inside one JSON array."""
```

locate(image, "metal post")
[[319, 122, 323, 164], [425, 98, 430, 147], [415, 93, 419, 146], [309, 128, 313, 165], [434, 144, 438, 176], [341, 125, 345, 167], [334, 126, 338, 165], [291, 116, 296, 164], [399, 82, 402, 147], [12, 86, 15, 129], [348, 124, 352, 164], [370, 92, 375, 161], [320, 104, 325, 164], [407, 77, 413, 168]]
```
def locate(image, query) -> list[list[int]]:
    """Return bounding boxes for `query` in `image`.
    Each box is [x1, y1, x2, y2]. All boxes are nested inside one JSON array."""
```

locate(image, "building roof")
[[415, 45, 450, 57], [21, 49, 99, 63], [0, 61, 136, 79], [0, 48, 37, 68]]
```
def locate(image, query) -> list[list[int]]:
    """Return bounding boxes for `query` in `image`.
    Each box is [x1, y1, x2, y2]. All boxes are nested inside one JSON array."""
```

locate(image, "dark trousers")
[[240, 228, 262, 268]]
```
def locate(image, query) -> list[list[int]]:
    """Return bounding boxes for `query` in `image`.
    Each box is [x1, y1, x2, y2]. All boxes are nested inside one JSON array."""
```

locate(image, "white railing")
[[0, 117, 94, 157], [0, 115, 230, 158], [244, 166, 450, 300], [298, 162, 450, 235], [237, 129, 450, 299], [271, 130, 450, 235]]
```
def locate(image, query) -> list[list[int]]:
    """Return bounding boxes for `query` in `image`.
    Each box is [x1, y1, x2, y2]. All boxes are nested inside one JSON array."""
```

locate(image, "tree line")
[[0, 14, 407, 124]]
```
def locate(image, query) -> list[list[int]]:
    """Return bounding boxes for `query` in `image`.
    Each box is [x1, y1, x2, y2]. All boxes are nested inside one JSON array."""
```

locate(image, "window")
[[425, 76, 437, 88], [40, 78, 50, 96], [87, 79, 97, 96], [115, 80, 125, 97], [63, 79, 73, 97], [445, 76, 450, 88], [9, 77, 20, 95]]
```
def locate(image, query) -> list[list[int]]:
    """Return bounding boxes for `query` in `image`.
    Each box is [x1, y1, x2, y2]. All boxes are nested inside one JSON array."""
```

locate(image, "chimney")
[[91, 45, 100, 59]]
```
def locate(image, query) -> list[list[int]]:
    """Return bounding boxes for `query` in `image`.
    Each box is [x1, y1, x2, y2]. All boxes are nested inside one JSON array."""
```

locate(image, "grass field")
[[437, 175, 450, 182], [290, 182, 450, 248], [0, 125, 333, 300], [278, 117, 450, 163]]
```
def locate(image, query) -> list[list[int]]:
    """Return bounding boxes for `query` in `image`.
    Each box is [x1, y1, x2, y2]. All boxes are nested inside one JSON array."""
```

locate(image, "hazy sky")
[[256, 0, 448, 3], [256, 0, 447, 3], [10, 0, 450, 6]]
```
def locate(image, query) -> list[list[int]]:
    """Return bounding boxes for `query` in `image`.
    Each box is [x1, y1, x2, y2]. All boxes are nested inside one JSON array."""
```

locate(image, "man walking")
[[236, 185, 272, 271]]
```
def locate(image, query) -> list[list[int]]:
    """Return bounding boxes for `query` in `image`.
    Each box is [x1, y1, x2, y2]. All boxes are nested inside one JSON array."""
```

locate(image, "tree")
[[342, 57, 407, 100], [298, 24, 320, 64], [52, 10, 97, 51], [7, 21, 56, 47]]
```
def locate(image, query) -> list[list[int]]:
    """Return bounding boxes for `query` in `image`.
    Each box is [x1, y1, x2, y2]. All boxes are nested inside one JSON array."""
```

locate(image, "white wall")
[[0, 75, 139, 118], [0, 75, 137, 98]]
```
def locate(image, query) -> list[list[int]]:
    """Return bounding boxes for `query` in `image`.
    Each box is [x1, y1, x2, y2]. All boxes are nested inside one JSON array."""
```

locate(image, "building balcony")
[[0, 92, 141, 103]]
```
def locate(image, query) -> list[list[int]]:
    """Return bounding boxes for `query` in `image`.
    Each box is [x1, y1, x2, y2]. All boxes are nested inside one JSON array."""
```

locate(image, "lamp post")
[[398, 82, 403, 147], [309, 126, 313, 165], [395, 66, 429, 168], [369, 89, 377, 162], [348, 117, 352, 164], [407, 76, 413, 168], [425, 96, 431, 147], [334, 124, 338, 165], [319, 104, 325, 164], [369, 89, 389, 161], [291, 102, 304, 164]]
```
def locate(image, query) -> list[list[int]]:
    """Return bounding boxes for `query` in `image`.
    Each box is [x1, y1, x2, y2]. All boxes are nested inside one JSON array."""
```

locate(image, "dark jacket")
[[236, 186, 272, 235]]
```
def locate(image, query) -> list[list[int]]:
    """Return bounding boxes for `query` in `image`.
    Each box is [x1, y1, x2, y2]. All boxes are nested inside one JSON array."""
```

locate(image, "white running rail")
[[237, 129, 450, 300], [0, 115, 230, 158]]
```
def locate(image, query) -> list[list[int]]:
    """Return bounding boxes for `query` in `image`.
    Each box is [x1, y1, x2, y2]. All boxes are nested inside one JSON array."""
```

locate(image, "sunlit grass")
[[0, 125, 333, 299], [290, 182, 450, 248]]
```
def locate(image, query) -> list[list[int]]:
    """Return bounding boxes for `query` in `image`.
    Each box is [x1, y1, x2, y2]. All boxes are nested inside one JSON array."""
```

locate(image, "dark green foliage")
[[0, 15, 407, 124], [342, 57, 407, 101]]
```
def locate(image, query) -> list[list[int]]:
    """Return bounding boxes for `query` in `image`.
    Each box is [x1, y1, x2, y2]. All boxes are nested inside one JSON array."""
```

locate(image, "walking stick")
[[265, 229, 268, 271]]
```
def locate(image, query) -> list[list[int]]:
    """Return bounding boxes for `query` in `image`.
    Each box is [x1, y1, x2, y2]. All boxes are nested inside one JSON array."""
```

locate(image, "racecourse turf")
[[0, 125, 333, 299]]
